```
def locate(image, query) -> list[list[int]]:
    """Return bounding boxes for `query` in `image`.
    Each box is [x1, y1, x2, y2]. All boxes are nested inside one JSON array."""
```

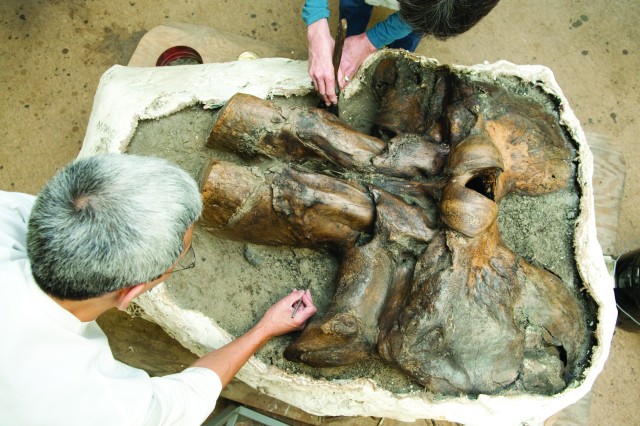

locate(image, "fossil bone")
[[200, 55, 591, 396]]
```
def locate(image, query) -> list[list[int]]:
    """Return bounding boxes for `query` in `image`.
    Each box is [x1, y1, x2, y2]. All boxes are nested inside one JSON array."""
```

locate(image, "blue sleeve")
[[302, 0, 330, 26], [366, 12, 414, 49]]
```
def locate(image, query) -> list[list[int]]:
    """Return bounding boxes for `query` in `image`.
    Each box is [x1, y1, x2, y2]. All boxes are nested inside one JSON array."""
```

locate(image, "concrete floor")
[[1, 1, 638, 424]]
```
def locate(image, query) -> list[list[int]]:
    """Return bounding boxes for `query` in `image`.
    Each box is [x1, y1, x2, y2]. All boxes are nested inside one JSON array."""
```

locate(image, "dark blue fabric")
[[387, 23, 422, 51], [339, 0, 374, 36], [338, 0, 421, 51]]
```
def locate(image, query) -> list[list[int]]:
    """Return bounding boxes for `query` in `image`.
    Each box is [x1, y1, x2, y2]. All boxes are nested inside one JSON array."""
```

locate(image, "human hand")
[[192, 289, 316, 386], [307, 19, 337, 106], [337, 33, 377, 91], [256, 289, 317, 339]]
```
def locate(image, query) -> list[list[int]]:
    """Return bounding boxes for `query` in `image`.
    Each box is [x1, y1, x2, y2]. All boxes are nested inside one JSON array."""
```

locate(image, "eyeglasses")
[[171, 245, 196, 274]]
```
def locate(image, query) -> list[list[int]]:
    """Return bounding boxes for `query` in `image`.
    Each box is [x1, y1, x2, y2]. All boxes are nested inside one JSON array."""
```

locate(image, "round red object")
[[156, 46, 203, 66]]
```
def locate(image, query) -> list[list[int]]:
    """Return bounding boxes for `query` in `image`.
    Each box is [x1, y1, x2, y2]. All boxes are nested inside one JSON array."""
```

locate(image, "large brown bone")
[[209, 93, 450, 179], [371, 133, 450, 179], [200, 160, 374, 249], [440, 177, 499, 238], [374, 108, 586, 394], [378, 217, 588, 395], [515, 257, 590, 391], [444, 82, 575, 197], [440, 134, 503, 237], [208, 93, 386, 171], [285, 189, 436, 366], [371, 57, 445, 140], [283, 237, 393, 366], [377, 225, 523, 395]]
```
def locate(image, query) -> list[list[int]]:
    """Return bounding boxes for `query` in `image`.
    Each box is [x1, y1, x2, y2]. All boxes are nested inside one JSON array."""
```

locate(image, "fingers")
[[255, 289, 318, 339], [307, 20, 337, 106], [289, 289, 317, 324], [288, 288, 305, 305], [337, 68, 347, 91], [311, 74, 337, 106], [289, 288, 313, 304], [288, 289, 315, 312], [337, 34, 377, 92], [315, 77, 332, 107], [337, 56, 355, 91], [299, 290, 317, 316], [326, 79, 338, 105], [292, 302, 317, 328], [310, 72, 338, 106]]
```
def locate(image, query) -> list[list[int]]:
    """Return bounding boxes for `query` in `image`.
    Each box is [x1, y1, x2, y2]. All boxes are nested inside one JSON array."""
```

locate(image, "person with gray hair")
[[0, 153, 316, 426], [28, 154, 203, 300]]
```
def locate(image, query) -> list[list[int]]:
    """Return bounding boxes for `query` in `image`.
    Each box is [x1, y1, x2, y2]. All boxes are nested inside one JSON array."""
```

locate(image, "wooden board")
[[586, 132, 626, 256], [128, 22, 295, 66]]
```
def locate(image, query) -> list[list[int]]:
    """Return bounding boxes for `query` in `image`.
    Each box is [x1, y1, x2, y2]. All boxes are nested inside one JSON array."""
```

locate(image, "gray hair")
[[398, 0, 500, 39], [27, 154, 202, 300]]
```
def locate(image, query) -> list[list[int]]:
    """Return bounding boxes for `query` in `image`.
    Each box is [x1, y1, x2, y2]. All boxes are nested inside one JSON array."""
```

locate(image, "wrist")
[[307, 18, 330, 42], [365, 28, 384, 50], [362, 33, 377, 53], [248, 322, 272, 346]]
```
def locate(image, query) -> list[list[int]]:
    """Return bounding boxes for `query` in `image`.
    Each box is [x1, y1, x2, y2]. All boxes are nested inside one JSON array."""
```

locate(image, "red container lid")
[[156, 46, 203, 66]]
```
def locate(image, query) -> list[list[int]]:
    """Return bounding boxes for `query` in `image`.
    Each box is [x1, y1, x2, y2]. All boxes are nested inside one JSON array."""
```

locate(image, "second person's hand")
[[337, 33, 377, 91], [307, 19, 338, 106]]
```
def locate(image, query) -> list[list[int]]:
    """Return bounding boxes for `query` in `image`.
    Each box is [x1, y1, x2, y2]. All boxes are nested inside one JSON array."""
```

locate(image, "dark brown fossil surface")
[[199, 54, 593, 396]]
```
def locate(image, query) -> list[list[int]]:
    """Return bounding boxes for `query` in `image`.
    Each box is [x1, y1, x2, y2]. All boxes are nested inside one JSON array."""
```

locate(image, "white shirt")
[[0, 191, 222, 425]]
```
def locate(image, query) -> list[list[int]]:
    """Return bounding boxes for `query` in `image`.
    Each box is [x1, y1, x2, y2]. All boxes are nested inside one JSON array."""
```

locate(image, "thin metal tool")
[[291, 289, 307, 318]]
